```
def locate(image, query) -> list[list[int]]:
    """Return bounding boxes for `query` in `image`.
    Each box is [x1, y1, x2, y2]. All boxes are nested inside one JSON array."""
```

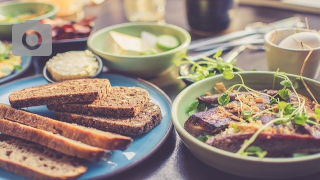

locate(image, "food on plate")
[[9, 78, 111, 108], [55, 102, 162, 136], [0, 104, 132, 150], [0, 8, 52, 23], [48, 86, 150, 117], [178, 50, 243, 82], [1, 78, 163, 178], [278, 31, 320, 50], [0, 118, 107, 161], [40, 16, 95, 41], [0, 41, 22, 79], [0, 135, 87, 180], [156, 34, 180, 51], [184, 71, 320, 158], [106, 30, 180, 56], [46, 50, 99, 81]]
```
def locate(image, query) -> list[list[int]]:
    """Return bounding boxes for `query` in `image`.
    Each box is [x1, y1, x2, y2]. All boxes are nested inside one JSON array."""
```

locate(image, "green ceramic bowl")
[[0, 1, 58, 40], [172, 71, 320, 179], [87, 23, 191, 78]]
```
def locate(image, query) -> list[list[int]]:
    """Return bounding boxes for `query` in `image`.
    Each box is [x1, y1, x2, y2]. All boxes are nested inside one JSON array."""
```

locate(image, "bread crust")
[[0, 104, 133, 150], [48, 86, 150, 118], [0, 118, 106, 161], [0, 135, 87, 180], [55, 102, 162, 136], [9, 79, 111, 108]]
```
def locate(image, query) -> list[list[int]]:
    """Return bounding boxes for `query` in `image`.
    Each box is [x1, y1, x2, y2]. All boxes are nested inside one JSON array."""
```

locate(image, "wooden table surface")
[[3, 0, 320, 179]]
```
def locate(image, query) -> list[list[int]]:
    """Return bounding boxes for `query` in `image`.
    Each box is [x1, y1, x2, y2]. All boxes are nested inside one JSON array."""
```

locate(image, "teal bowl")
[[87, 23, 191, 78], [0, 1, 58, 40], [172, 71, 320, 179]]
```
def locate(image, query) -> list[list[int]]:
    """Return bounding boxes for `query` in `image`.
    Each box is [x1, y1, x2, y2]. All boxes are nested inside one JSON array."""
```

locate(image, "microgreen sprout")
[[177, 50, 243, 82]]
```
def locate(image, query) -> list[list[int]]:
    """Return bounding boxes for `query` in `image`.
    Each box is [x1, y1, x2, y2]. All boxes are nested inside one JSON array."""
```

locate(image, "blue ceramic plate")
[[0, 74, 172, 180], [0, 56, 32, 85]]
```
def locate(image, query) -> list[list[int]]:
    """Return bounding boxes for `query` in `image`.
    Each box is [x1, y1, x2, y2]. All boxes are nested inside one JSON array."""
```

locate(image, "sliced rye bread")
[[9, 79, 111, 108], [48, 86, 150, 118], [0, 104, 132, 150], [0, 135, 87, 180], [0, 118, 106, 161], [55, 102, 162, 136]]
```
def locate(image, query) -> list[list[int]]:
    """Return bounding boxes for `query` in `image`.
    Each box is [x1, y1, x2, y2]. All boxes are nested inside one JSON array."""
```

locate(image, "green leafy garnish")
[[269, 97, 278, 105], [222, 68, 234, 80], [315, 107, 320, 120], [283, 104, 294, 115], [186, 99, 199, 114], [218, 93, 230, 106], [14, 65, 22, 70], [293, 113, 307, 125], [197, 103, 207, 112], [197, 135, 211, 142], [278, 101, 288, 111], [242, 110, 252, 120], [245, 146, 267, 158], [280, 79, 292, 87], [177, 51, 243, 82], [278, 88, 290, 100]]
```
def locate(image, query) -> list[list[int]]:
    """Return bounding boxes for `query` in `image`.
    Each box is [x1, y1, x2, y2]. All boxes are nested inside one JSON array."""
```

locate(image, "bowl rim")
[[172, 71, 320, 163], [0, 1, 59, 25], [264, 28, 320, 51], [43, 53, 103, 83], [87, 22, 191, 58]]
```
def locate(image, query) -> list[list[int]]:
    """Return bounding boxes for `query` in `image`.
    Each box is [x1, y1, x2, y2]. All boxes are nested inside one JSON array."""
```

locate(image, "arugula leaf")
[[245, 146, 267, 158], [280, 79, 292, 87], [294, 113, 307, 125], [278, 88, 290, 100], [278, 101, 288, 111], [222, 68, 234, 80], [218, 93, 230, 106], [197, 135, 211, 142], [186, 99, 199, 114]]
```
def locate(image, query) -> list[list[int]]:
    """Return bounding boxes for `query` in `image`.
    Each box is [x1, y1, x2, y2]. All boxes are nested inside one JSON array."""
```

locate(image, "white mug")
[[264, 28, 320, 79]]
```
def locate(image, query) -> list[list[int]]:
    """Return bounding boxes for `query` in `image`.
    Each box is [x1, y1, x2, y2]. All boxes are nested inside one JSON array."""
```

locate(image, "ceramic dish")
[[43, 54, 104, 83], [0, 56, 32, 85], [0, 74, 172, 180], [172, 71, 320, 179], [87, 22, 191, 78], [0, 1, 58, 40]]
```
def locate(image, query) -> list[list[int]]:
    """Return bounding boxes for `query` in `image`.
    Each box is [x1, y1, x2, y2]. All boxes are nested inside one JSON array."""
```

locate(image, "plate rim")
[[0, 56, 32, 85], [0, 73, 173, 179]]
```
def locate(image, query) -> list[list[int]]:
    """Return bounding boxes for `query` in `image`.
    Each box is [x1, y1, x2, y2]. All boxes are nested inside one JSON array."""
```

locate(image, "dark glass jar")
[[186, 0, 234, 33]]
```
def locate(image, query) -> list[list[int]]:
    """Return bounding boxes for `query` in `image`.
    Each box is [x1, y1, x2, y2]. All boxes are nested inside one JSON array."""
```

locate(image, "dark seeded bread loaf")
[[0, 135, 87, 180], [48, 86, 150, 118], [55, 102, 162, 136], [0, 104, 132, 150], [0, 118, 106, 161], [9, 79, 111, 108]]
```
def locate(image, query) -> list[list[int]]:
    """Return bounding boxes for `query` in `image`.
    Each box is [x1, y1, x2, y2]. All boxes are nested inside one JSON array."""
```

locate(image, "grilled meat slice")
[[206, 133, 320, 157], [184, 107, 234, 137]]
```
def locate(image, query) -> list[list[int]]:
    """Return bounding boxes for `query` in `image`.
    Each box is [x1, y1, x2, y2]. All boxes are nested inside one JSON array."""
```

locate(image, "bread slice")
[[48, 86, 150, 118], [0, 118, 106, 161], [0, 135, 87, 180], [9, 79, 111, 108], [0, 104, 132, 150], [55, 102, 162, 136]]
